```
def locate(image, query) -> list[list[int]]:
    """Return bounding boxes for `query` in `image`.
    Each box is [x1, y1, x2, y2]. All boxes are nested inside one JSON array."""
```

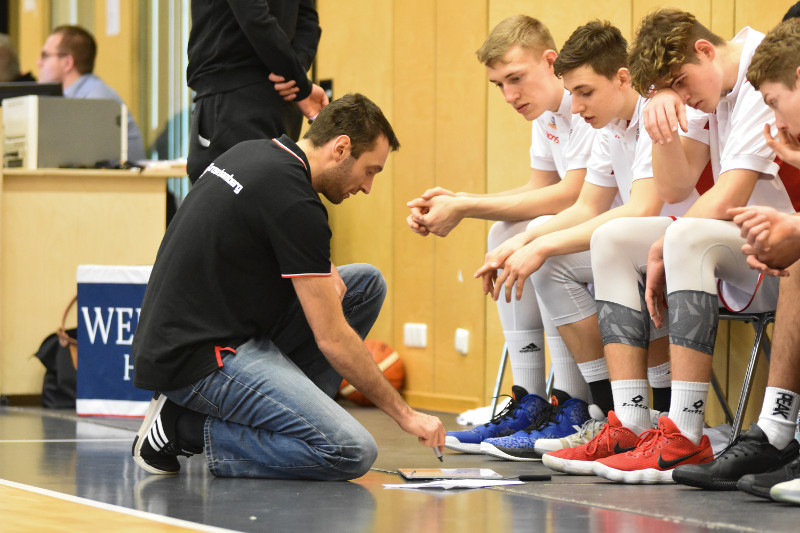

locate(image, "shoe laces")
[[630, 427, 663, 455], [713, 433, 763, 461], [483, 394, 520, 427], [523, 403, 558, 434], [578, 417, 606, 440]]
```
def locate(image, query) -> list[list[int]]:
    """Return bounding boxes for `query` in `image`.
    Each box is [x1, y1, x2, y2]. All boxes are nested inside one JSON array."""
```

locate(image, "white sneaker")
[[650, 409, 667, 429], [771, 478, 800, 504], [533, 404, 605, 456]]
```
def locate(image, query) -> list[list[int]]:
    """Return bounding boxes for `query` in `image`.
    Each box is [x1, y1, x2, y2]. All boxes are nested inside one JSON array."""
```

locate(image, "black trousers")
[[187, 82, 302, 184]]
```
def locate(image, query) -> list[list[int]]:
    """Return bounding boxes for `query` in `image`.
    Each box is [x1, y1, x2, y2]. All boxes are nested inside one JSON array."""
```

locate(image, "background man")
[[37, 25, 145, 161]]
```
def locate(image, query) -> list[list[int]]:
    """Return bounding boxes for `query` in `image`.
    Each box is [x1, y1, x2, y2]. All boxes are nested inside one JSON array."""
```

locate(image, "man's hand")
[[406, 195, 464, 237], [764, 124, 800, 169], [642, 88, 688, 145], [296, 83, 330, 120], [644, 236, 668, 329], [269, 73, 300, 101], [406, 188, 457, 237], [729, 205, 800, 276], [397, 408, 446, 450], [330, 263, 346, 301], [474, 232, 531, 295]]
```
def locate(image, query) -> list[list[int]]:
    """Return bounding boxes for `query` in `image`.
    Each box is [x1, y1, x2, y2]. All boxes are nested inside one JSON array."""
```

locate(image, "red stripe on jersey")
[[281, 273, 333, 278], [214, 346, 236, 367], [776, 157, 800, 212], [273, 139, 308, 170], [695, 160, 714, 195]]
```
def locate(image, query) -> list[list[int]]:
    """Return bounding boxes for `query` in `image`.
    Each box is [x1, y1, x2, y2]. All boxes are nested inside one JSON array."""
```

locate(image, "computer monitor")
[[0, 82, 62, 103]]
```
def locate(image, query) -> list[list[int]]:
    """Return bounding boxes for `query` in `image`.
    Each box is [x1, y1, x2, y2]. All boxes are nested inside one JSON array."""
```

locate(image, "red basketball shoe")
[[541, 411, 639, 475], [592, 416, 713, 484]]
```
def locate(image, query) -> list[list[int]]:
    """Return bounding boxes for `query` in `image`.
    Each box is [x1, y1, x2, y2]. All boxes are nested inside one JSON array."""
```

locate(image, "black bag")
[[34, 329, 77, 408]]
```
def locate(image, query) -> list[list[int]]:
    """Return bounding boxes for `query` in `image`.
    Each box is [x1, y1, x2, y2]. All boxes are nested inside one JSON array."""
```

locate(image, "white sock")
[[757, 386, 800, 450], [577, 357, 609, 383], [668, 381, 709, 445], [505, 329, 546, 397], [611, 379, 651, 435], [647, 362, 672, 389], [548, 334, 589, 401]]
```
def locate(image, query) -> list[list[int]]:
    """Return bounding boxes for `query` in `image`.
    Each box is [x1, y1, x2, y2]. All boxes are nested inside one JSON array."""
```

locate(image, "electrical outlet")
[[403, 323, 427, 348], [455, 328, 469, 354]]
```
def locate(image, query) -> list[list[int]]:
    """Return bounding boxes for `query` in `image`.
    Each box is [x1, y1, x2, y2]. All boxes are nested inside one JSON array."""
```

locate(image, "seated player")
[[473, 20, 696, 461], [407, 16, 596, 454]]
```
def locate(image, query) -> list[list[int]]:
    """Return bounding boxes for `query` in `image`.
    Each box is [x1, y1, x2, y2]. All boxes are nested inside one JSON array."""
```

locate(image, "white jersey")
[[529, 89, 595, 177], [585, 96, 698, 216], [681, 27, 799, 214]]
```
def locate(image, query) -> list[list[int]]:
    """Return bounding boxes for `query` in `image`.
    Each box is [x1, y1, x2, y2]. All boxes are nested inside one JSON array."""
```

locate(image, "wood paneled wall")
[[9, 1, 796, 420]]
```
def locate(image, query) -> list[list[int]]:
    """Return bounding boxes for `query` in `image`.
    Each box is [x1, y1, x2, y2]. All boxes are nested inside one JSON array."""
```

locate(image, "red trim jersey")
[[132, 135, 331, 391]]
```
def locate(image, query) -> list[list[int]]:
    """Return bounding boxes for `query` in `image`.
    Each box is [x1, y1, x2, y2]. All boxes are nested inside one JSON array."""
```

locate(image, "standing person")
[[131, 94, 445, 480], [186, 0, 329, 183], [37, 25, 145, 161], [474, 20, 696, 462], [407, 15, 597, 456]]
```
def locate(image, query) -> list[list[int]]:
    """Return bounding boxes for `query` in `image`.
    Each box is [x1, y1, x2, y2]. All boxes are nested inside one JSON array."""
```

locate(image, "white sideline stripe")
[[0, 478, 238, 533], [0, 439, 130, 443]]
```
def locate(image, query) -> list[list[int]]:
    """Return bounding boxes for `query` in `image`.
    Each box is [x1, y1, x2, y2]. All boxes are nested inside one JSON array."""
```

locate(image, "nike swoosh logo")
[[657, 450, 702, 469], [613, 442, 635, 454]]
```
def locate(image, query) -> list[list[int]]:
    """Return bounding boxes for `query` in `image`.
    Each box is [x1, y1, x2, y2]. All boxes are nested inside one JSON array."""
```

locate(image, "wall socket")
[[403, 323, 427, 348], [455, 328, 469, 354]]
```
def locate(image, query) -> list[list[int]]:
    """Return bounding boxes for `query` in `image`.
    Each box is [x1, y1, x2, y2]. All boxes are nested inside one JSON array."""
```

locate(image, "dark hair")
[[748, 18, 800, 90], [553, 20, 627, 80], [53, 25, 96, 74], [303, 93, 400, 158], [784, 1, 800, 21]]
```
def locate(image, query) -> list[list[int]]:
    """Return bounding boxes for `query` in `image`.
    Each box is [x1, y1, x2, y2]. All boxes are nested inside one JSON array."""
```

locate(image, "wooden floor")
[[2, 404, 800, 532]]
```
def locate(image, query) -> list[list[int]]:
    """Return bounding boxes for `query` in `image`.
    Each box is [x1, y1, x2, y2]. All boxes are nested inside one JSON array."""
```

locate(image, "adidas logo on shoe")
[[132, 393, 201, 475]]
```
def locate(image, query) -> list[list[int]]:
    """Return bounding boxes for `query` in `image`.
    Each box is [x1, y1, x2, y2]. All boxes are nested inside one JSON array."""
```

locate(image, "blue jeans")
[[165, 264, 385, 480]]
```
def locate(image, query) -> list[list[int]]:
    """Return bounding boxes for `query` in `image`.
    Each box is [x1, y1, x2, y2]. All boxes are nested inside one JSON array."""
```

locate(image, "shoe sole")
[[592, 461, 675, 484], [771, 484, 800, 504], [671, 470, 739, 490], [480, 442, 538, 462], [132, 393, 177, 475], [541, 453, 596, 475], [444, 436, 483, 454]]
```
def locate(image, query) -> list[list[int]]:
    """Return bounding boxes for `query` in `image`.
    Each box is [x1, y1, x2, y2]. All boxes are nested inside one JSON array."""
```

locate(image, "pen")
[[433, 446, 443, 462]]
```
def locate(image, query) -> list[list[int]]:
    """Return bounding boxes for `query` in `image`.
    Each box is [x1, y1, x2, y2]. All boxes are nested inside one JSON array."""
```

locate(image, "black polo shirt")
[[133, 136, 331, 391]]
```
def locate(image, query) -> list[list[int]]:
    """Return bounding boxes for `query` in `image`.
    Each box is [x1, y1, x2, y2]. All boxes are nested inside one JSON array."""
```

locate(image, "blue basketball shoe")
[[481, 395, 591, 461], [445, 385, 550, 453]]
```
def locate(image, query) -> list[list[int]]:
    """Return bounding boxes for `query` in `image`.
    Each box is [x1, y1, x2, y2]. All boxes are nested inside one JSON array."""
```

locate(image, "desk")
[[0, 168, 176, 395]]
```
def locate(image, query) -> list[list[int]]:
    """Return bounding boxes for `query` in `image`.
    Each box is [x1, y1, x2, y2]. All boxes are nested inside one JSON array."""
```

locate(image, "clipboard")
[[398, 468, 503, 480]]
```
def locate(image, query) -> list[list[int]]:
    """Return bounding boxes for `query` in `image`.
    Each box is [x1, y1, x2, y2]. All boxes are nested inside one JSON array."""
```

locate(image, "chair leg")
[[545, 366, 555, 399], [729, 316, 771, 445], [490, 344, 509, 418]]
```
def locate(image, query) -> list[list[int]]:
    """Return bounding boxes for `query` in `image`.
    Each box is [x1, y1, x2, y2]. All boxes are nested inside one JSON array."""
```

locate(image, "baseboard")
[[402, 391, 482, 414]]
